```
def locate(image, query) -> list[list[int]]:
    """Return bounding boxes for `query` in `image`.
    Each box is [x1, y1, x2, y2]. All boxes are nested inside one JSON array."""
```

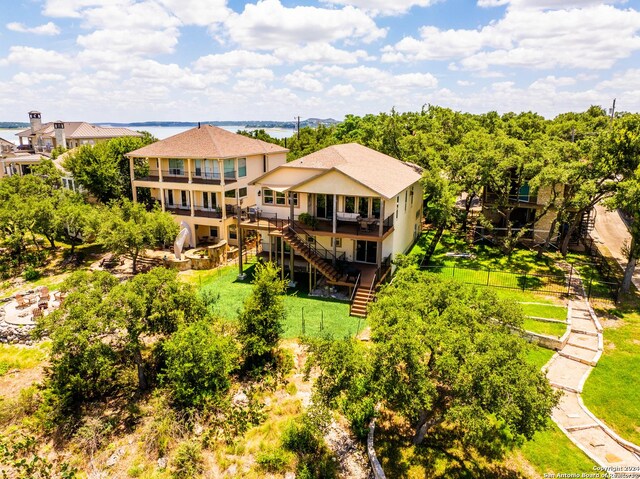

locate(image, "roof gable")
[[126, 125, 288, 159]]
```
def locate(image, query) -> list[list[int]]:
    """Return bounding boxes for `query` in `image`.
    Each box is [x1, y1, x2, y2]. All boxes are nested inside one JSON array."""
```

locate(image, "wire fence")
[[420, 264, 619, 303]]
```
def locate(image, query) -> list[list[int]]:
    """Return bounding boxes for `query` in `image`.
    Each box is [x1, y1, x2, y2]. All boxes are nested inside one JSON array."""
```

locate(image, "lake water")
[[0, 125, 296, 145]]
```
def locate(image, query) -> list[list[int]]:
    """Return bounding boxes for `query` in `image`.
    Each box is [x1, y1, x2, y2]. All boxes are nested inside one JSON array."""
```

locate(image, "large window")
[[168, 159, 184, 176], [239, 187, 248, 198], [358, 197, 368, 217], [263, 188, 274, 204], [181, 190, 188, 207], [224, 159, 235, 179], [344, 196, 356, 213], [372, 198, 381, 219], [238, 158, 247, 177], [194, 159, 202, 177], [263, 188, 297, 206], [276, 191, 286, 205], [225, 189, 236, 198]]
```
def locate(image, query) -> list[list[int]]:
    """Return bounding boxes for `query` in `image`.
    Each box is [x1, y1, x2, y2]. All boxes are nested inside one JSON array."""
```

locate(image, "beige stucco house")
[[16, 111, 142, 153], [126, 125, 289, 248], [246, 143, 423, 315]]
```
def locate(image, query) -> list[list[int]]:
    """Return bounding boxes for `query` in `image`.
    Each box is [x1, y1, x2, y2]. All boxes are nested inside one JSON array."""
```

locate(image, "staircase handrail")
[[349, 273, 361, 304], [287, 219, 342, 264], [367, 272, 377, 299]]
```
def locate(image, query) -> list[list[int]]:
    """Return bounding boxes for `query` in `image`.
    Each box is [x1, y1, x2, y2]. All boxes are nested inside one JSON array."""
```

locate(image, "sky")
[[1, 0, 640, 122]]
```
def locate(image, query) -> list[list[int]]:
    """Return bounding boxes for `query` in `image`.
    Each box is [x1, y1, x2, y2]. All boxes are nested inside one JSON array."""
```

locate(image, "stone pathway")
[[544, 274, 640, 472]]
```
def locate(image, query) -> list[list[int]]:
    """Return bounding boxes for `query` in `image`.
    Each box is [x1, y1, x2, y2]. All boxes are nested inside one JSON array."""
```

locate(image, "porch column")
[[280, 237, 285, 280], [377, 199, 385, 268], [159, 187, 165, 211], [129, 157, 137, 202], [332, 194, 337, 233], [189, 190, 195, 217], [187, 158, 192, 183], [158, 158, 163, 182], [289, 191, 295, 223], [219, 159, 225, 187]]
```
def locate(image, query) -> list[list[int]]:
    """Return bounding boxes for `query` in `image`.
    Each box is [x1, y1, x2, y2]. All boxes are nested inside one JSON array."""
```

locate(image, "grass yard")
[[582, 309, 640, 445], [523, 318, 567, 338], [183, 259, 363, 339], [519, 302, 567, 320], [525, 345, 554, 370], [516, 421, 596, 476], [0, 342, 49, 375]]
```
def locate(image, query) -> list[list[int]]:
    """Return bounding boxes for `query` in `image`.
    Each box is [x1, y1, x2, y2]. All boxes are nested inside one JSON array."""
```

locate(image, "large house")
[[16, 111, 142, 153], [126, 125, 289, 247]]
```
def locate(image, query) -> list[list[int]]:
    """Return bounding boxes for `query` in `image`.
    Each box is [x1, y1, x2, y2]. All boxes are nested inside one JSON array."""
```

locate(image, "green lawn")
[[185, 259, 363, 339], [517, 421, 596, 476], [525, 345, 555, 370], [0, 342, 49, 376], [523, 318, 567, 338], [519, 302, 567, 320], [582, 310, 640, 445], [515, 345, 596, 475]]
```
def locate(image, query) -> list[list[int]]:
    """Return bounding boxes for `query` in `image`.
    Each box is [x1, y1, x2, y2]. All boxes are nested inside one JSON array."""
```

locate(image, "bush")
[[298, 213, 318, 229], [23, 266, 40, 281], [256, 448, 290, 472], [172, 440, 203, 479], [162, 320, 238, 408]]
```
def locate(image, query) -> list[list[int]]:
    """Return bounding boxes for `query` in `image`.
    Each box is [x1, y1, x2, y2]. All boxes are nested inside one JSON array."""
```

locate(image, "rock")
[[105, 447, 125, 467], [157, 456, 168, 470], [232, 391, 248, 406], [194, 423, 203, 436], [226, 464, 238, 475], [285, 472, 296, 479]]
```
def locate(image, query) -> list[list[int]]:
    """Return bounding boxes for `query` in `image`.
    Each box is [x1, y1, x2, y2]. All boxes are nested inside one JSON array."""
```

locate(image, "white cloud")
[[6, 22, 61, 35], [12, 72, 66, 86], [0, 46, 76, 72], [158, 0, 231, 26], [328, 84, 356, 96], [42, 0, 129, 18], [479, 0, 624, 8], [237, 68, 275, 81], [274, 43, 372, 65], [383, 4, 640, 71], [225, 0, 386, 50], [193, 50, 282, 71], [394, 72, 438, 88], [321, 0, 438, 16], [457, 80, 474, 86], [284, 70, 324, 92], [77, 28, 180, 56]]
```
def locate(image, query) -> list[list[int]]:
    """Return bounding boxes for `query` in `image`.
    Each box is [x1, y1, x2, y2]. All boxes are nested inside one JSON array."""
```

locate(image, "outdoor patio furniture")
[[15, 294, 33, 308], [32, 308, 43, 319], [336, 212, 360, 223]]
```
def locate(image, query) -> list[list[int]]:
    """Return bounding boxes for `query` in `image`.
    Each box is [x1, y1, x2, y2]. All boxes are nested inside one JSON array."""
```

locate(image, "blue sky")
[[1, 0, 640, 122]]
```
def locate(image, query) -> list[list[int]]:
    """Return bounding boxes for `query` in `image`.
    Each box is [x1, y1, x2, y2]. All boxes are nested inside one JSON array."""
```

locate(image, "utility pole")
[[295, 116, 300, 140], [609, 98, 616, 120]]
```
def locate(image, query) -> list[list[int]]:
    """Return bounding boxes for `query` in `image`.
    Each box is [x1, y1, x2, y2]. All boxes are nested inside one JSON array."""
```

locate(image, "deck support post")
[[280, 236, 285, 280]]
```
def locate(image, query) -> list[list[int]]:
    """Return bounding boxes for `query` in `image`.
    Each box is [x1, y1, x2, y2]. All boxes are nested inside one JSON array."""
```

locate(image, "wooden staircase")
[[350, 283, 375, 317], [281, 225, 340, 282]]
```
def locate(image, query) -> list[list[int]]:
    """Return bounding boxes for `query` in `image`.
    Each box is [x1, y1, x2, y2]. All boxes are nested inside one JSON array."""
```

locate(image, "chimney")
[[29, 111, 42, 134], [198, 122, 201, 129], [54, 121, 66, 149]]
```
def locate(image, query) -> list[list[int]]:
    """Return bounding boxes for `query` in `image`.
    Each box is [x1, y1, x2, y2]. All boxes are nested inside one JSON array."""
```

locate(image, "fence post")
[[320, 310, 324, 332], [587, 278, 593, 300], [453, 264, 456, 278], [567, 265, 573, 296], [522, 273, 527, 291], [301, 307, 305, 335], [486, 268, 491, 286]]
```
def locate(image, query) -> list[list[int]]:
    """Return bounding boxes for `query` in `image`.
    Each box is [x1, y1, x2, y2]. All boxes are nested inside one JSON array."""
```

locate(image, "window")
[[344, 196, 356, 213], [410, 187, 414, 205], [225, 189, 236, 198], [331, 238, 342, 248], [396, 196, 399, 219], [405, 190, 408, 211], [203, 191, 209, 209], [372, 198, 381, 219], [181, 190, 188, 207], [276, 191, 286, 205], [229, 225, 237, 240], [238, 158, 247, 177], [358, 197, 368, 217], [195, 159, 202, 177], [239, 187, 248, 198], [210, 227, 219, 238], [263, 155, 267, 173], [262, 188, 296, 206], [263, 188, 274, 204], [169, 159, 184, 176], [290, 192, 298, 206], [224, 159, 235, 179], [167, 190, 174, 205]]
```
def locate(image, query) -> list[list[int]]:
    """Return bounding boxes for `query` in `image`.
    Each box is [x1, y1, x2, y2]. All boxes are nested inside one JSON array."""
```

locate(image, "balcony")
[[165, 204, 235, 219], [134, 170, 237, 185], [483, 192, 538, 206], [239, 209, 394, 238]]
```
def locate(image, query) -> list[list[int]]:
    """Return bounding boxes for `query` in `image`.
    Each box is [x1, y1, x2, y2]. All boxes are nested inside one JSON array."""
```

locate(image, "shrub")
[[23, 266, 40, 281], [162, 320, 238, 408], [298, 213, 318, 229], [256, 448, 290, 472], [172, 440, 203, 479]]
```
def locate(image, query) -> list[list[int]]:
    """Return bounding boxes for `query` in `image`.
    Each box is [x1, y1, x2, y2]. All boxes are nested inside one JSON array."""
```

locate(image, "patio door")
[[316, 194, 334, 219], [355, 240, 377, 264]]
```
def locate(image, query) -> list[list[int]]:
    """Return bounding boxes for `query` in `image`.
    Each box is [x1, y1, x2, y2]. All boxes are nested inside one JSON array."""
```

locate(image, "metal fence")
[[420, 263, 619, 303]]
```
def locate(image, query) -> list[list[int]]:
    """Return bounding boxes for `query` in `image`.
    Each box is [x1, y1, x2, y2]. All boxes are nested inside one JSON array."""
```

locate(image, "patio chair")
[[15, 294, 30, 308], [32, 307, 43, 320]]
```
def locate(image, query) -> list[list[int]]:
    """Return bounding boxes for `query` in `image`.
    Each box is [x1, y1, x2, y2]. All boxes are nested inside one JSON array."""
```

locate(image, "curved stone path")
[[543, 274, 640, 472]]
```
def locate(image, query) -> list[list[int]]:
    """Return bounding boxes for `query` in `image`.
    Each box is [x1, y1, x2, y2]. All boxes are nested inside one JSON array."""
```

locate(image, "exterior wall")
[[391, 182, 423, 260], [257, 191, 309, 219], [293, 170, 379, 198]]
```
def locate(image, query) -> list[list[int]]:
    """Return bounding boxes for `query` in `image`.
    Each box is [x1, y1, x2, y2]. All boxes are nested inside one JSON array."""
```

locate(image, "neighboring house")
[[0, 152, 44, 178], [0, 137, 14, 155], [16, 111, 142, 153], [126, 125, 289, 247], [481, 182, 592, 244], [246, 143, 423, 316]]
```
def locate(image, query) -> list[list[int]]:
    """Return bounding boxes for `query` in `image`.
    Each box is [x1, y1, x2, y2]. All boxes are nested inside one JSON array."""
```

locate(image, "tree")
[[98, 199, 178, 273], [421, 165, 458, 264], [162, 320, 239, 408], [307, 267, 558, 473], [62, 134, 155, 202], [56, 194, 100, 254], [238, 262, 287, 366]]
